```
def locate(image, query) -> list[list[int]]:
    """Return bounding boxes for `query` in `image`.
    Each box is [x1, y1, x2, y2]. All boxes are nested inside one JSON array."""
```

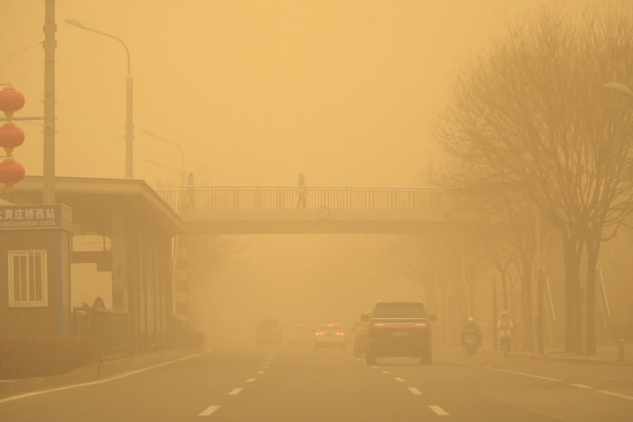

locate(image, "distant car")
[[287, 325, 310, 345], [366, 301, 435, 365], [255, 319, 282, 347], [314, 323, 347, 350], [352, 311, 372, 357]]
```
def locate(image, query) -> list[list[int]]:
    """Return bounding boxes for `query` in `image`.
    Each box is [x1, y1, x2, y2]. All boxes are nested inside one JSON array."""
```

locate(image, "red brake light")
[[336, 332, 345, 336], [315, 332, 325, 336]]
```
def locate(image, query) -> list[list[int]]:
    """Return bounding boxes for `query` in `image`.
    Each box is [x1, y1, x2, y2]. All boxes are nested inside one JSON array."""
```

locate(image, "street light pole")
[[65, 19, 134, 179], [142, 130, 186, 185], [43, 0, 56, 204]]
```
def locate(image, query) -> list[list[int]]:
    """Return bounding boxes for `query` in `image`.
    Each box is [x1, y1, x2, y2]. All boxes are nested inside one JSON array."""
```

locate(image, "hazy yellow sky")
[[1, 0, 593, 188]]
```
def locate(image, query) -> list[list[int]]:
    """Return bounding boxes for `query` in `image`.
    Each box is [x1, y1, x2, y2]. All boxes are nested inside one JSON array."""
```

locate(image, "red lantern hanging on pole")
[[0, 122, 25, 156], [0, 85, 25, 120], [0, 85, 26, 193], [0, 158, 25, 193]]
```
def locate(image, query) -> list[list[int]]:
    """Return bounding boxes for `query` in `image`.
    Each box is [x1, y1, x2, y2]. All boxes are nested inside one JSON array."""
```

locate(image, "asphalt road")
[[1, 345, 632, 422]]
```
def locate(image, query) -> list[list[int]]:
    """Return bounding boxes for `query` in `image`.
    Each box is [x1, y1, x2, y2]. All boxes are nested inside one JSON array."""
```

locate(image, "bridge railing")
[[156, 186, 444, 212]]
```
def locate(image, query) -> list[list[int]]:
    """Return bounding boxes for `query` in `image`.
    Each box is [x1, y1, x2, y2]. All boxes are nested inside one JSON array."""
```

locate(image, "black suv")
[[366, 302, 436, 365]]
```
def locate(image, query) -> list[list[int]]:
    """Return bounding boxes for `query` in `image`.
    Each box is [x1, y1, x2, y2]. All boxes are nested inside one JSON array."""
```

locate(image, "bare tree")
[[435, 7, 633, 354]]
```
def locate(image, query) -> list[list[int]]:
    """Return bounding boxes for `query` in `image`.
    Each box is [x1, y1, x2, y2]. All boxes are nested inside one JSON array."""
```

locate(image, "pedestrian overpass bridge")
[[156, 186, 474, 234]]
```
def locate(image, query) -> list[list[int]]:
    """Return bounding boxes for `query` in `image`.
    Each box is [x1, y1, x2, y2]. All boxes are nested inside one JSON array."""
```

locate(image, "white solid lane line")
[[198, 406, 220, 416], [598, 390, 633, 400], [408, 387, 422, 395], [438, 357, 563, 382], [429, 405, 449, 416], [394, 377, 405, 382], [246, 378, 257, 383], [0, 353, 206, 405], [257, 371, 265, 374], [228, 388, 243, 395], [382, 370, 391, 374], [495, 368, 562, 382], [571, 384, 592, 389]]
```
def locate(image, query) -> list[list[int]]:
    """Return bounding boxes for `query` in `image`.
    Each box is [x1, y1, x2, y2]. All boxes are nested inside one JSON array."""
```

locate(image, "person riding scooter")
[[461, 317, 482, 356], [497, 311, 514, 356]]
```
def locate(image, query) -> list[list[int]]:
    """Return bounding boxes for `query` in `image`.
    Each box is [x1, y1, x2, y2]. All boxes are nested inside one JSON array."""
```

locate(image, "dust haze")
[[2, 1, 633, 422]]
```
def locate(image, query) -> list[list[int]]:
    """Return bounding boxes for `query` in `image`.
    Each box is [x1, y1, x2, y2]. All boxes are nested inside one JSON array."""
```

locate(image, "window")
[[8, 250, 48, 307], [372, 303, 426, 318], [319, 324, 342, 331]]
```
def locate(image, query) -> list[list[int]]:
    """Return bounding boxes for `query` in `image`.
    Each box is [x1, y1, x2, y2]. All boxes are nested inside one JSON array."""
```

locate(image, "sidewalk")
[[479, 344, 633, 365], [0, 346, 207, 399]]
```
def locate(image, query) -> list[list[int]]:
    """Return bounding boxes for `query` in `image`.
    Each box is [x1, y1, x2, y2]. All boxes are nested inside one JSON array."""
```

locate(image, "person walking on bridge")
[[187, 172, 195, 209], [296, 174, 307, 210]]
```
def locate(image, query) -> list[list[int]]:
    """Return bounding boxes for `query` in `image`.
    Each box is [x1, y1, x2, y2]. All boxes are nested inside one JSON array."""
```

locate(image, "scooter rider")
[[461, 317, 482, 348], [497, 311, 514, 351]]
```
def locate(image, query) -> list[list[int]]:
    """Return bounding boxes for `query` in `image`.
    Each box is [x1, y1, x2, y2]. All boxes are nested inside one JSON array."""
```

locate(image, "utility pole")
[[43, 0, 56, 204], [492, 274, 498, 350], [125, 72, 133, 178]]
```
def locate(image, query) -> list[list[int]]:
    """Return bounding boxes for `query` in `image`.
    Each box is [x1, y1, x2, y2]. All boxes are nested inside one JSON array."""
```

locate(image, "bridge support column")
[[174, 235, 189, 327], [111, 208, 128, 312]]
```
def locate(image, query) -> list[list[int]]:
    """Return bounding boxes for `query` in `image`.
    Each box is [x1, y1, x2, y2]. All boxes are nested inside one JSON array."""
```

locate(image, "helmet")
[[467, 316, 474, 322]]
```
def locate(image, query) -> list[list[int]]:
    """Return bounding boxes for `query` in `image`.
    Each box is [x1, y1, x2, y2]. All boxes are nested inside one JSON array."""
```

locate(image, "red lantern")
[[0, 158, 25, 192], [0, 123, 25, 156], [0, 85, 25, 120]]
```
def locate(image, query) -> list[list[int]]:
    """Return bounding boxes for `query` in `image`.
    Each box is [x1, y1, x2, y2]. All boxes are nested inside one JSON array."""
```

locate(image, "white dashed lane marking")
[[228, 388, 243, 395], [598, 390, 633, 400], [381, 370, 391, 374], [370, 365, 378, 369], [408, 387, 422, 395], [198, 406, 220, 416], [246, 378, 257, 383], [429, 405, 449, 415], [495, 368, 562, 382], [394, 377, 405, 382], [571, 384, 592, 389]]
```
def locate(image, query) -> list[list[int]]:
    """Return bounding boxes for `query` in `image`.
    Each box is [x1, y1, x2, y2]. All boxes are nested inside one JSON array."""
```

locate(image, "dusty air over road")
[[1, 1, 633, 422]]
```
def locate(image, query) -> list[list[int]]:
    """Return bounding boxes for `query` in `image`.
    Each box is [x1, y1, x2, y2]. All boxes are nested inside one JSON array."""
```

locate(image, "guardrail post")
[[619, 338, 625, 362], [233, 187, 239, 210]]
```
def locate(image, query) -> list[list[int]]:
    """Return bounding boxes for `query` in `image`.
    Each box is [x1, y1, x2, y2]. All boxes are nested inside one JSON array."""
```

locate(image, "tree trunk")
[[585, 235, 601, 355], [521, 258, 535, 351], [501, 268, 509, 311], [573, 238, 584, 355], [562, 236, 583, 352], [469, 272, 476, 318]]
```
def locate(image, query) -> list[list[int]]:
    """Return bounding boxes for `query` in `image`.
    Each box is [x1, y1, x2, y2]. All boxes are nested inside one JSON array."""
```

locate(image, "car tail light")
[[315, 332, 325, 336], [336, 332, 345, 336]]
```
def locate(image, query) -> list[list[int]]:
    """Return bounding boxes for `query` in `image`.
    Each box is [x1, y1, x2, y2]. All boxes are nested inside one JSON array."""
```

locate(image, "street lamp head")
[[64, 19, 85, 29], [604, 82, 633, 97]]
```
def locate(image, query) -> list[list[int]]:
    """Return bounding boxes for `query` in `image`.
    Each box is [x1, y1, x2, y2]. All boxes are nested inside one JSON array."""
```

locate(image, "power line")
[[0, 41, 43, 63]]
